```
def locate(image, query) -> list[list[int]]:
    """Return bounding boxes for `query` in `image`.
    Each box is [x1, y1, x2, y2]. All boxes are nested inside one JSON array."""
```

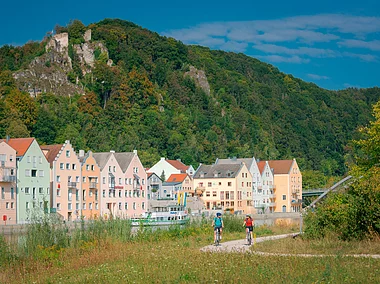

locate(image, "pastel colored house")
[[41, 140, 82, 221], [166, 173, 194, 196], [147, 172, 162, 200], [93, 150, 147, 218], [255, 161, 275, 213], [79, 150, 100, 220], [148, 158, 195, 180], [161, 181, 182, 199], [193, 163, 254, 214], [114, 150, 148, 217], [0, 141, 17, 224], [7, 138, 50, 224], [268, 159, 302, 213]]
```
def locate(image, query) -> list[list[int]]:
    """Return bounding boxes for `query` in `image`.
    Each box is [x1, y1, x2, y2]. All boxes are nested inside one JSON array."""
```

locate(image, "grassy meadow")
[[0, 215, 379, 283]]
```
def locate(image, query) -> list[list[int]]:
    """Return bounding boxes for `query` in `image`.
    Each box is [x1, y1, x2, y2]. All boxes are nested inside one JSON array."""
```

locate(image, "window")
[[228, 182, 232, 187], [57, 188, 61, 197], [11, 202, 14, 209], [86, 165, 89, 171], [11, 188, 14, 199], [72, 164, 76, 170], [282, 205, 286, 213], [103, 177, 106, 184], [89, 203, 92, 210], [6, 202, 9, 209], [113, 166, 116, 172], [102, 190, 105, 198], [76, 176, 79, 182], [230, 191, 234, 199], [40, 202, 43, 208], [125, 202, 128, 210], [91, 165, 94, 171], [10, 155, 13, 162], [242, 173, 244, 178], [76, 203, 79, 210], [108, 166, 111, 172], [83, 203, 86, 210], [31, 170, 37, 177], [212, 191, 217, 197], [95, 203, 98, 210], [1, 187, 4, 199], [142, 202, 145, 210], [119, 190, 122, 198], [39, 156, 42, 164], [66, 150, 70, 157], [57, 176, 61, 182], [208, 182, 212, 187], [27, 156, 31, 163], [39, 170, 44, 177], [242, 182, 244, 187], [119, 202, 122, 210], [125, 178, 128, 185], [133, 202, 136, 210], [282, 195, 286, 200], [60, 163, 64, 170], [39, 187, 43, 194], [220, 191, 224, 200], [68, 203, 72, 210], [83, 177, 86, 183], [142, 179, 145, 185], [25, 169, 31, 177], [129, 178, 132, 185], [65, 163, 69, 170], [25, 187, 30, 194], [26, 202, 30, 209], [119, 178, 122, 185], [57, 203, 61, 210], [68, 189, 72, 201], [206, 191, 210, 197]]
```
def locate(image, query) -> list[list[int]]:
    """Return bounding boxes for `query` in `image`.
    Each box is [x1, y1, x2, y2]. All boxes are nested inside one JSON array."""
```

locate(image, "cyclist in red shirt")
[[243, 215, 254, 244]]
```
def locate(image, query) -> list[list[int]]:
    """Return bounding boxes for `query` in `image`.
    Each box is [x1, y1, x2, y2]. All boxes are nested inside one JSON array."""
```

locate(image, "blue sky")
[[1, 0, 379, 90]]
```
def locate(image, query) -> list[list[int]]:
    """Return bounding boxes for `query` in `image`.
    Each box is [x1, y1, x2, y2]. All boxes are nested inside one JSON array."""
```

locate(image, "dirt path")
[[201, 233, 380, 259], [200, 233, 294, 253]]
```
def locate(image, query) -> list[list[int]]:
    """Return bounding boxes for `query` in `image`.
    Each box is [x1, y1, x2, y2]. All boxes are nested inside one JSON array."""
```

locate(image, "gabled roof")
[[40, 144, 63, 166], [2, 138, 35, 157], [147, 172, 160, 179], [167, 173, 188, 183], [193, 163, 243, 179], [216, 157, 254, 169], [114, 152, 135, 172], [92, 152, 113, 170], [268, 160, 294, 174], [257, 161, 266, 175], [166, 159, 189, 172]]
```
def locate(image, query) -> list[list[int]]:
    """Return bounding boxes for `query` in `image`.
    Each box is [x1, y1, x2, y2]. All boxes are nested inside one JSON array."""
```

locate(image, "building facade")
[[0, 141, 17, 224]]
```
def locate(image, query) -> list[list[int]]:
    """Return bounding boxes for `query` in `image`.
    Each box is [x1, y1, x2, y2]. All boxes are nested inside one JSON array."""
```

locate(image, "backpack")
[[214, 217, 222, 227]]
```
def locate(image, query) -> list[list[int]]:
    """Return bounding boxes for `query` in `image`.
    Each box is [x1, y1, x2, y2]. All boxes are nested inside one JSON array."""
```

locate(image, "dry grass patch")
[[254, 234, 380, 255]]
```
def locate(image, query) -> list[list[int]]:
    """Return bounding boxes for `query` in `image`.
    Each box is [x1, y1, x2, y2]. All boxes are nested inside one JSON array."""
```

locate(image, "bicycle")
[[246, 228, 252, 245], [215, 227, 221, 246]]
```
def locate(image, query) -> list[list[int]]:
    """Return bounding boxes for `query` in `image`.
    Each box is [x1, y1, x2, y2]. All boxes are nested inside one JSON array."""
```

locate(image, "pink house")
[[0, 141, 17, 224]]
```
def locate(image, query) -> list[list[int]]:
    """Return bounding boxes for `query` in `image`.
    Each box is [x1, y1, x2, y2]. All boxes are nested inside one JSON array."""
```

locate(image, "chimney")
[[110, 150, 115, 153], [160, 157, 165, 161], [177, 158, 181, 162], [6, 135, 10, 143], [79, 150, 85, 158], [133, 149, 137, 155]]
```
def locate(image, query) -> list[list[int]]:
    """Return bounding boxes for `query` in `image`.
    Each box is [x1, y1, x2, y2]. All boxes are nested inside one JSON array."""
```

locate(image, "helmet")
[[216, 212, 222, 217], [246, 214, 251, 218]]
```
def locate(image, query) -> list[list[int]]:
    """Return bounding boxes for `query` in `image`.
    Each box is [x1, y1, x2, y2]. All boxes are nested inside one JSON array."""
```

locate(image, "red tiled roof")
[[166, 159, 189, 172], [4, 138, 34, 157], [167, 173, 188, 183], [268, 160, 294, 174], [257, 161, 266, 174], [40, 144, 63, 166]]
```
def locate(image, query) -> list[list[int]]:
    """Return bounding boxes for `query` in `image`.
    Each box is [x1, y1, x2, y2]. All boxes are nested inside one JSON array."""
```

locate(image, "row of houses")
[[0, 137, 302, 225], [147, 157, 302, 215]]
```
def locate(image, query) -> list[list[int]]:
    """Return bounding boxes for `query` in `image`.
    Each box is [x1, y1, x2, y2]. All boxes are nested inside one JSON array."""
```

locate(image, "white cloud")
[[307, 74, 330, 80], [162, 13, 379, 65], [338, 39, 380, 51]]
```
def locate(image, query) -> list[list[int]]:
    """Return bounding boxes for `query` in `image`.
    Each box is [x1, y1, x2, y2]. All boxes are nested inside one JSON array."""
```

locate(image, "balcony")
[[89, 182, 98, 189], [268, 202, 276, 207], [291, 199, 302, 205], [0, 175, 16, 182], [268, 192, 276, 198], [68, 182, 77, 189], [269, 184, 276, 189]]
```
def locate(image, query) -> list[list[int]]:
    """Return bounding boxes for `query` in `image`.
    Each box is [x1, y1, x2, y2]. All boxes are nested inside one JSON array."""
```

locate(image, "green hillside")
[[0, 18, 379, 179]]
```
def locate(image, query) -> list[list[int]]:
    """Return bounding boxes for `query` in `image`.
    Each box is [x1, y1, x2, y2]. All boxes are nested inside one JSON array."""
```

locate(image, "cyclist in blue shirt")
[[212, 212, 224, 243]]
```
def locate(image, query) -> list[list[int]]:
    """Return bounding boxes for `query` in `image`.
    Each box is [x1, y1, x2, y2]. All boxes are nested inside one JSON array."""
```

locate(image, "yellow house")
[[268, 159, 302, 213], [193, 163, 254, 214]]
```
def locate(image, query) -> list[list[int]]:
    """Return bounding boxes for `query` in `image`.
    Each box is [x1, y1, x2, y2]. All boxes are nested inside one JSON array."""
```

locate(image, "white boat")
[[131, 203, 189, 226]]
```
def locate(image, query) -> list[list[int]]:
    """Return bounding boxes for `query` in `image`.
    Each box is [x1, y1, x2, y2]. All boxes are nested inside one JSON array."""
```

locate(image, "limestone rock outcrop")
[[184, 66, 211, 95]]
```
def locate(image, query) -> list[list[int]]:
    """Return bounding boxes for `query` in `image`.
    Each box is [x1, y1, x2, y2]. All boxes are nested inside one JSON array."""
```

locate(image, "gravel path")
[[201, 233, 380, 259]]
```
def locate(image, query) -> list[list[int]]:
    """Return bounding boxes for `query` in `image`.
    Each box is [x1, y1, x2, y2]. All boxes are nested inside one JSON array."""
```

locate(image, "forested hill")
[[0, 18, 379, 178]]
